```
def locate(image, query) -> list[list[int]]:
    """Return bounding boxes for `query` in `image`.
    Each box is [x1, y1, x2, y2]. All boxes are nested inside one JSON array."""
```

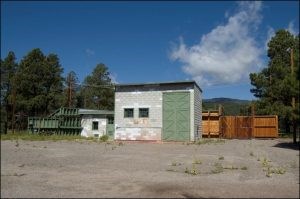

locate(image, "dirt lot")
[[1, 138, 299, 198]]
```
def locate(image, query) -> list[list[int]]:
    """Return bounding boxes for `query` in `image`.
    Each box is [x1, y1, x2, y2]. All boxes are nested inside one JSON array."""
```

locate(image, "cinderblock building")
[[114, 81, 202, 141]]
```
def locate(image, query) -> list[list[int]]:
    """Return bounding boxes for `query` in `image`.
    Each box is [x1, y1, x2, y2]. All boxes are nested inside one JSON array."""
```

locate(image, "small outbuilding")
[[79, 109, 114, 138], [114, 81, 202, 141]]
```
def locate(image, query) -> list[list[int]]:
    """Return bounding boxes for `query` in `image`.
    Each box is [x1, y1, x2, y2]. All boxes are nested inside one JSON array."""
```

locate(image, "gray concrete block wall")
[[81, 115, 107, 137], [114, 91, 163, 140]]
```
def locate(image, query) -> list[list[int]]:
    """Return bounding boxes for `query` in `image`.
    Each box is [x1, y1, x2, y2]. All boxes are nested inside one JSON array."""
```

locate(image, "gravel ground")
[[1, 138, 299, 198]]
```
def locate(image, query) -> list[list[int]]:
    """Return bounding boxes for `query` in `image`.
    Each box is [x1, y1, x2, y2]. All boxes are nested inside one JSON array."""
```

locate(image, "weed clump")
[[211, 162, 223, 174], [223, 165, 239, 170], [196, 139, 225, 145], [193, 159, 202, 164], [266, 167, 286, 177], [218, 156, 224, 160], [166, 168, 177, 172], [185, 164, 199, 175], [258, 157, 286, 177], [171, 161, 181, 166], [99, 135, 109, 142]]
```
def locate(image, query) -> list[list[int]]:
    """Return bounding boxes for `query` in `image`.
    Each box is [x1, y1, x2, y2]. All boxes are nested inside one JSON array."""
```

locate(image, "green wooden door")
[[163, 92, 190, 141], [106, 116, 114, 139]]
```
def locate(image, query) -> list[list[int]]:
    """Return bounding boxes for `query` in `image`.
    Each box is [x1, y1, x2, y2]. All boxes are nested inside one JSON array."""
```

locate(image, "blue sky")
[[1, 1, 299, 100]]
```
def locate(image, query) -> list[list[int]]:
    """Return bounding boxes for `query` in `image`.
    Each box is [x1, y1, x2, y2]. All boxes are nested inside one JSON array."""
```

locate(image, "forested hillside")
[[203, 98, 251, 116]]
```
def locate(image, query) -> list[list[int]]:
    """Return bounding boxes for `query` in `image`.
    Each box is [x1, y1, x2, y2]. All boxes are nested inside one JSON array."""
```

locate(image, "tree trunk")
[[4, 122, 7, 134], [285, 118, 290, 134], [293, 121, 297, 144]]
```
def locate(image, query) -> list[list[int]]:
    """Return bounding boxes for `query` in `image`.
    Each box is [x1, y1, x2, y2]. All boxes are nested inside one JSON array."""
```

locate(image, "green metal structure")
[[28, 107, 82, 135]]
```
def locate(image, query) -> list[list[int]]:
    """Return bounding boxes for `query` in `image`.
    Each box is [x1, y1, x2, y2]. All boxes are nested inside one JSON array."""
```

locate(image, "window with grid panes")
[[139, 108, 149, 118], [124, 108, 134, 118]]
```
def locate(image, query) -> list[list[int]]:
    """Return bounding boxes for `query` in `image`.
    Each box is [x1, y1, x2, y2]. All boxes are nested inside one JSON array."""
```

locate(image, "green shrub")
[[196, 138, 225, 145], [99, 135, 109, 142]]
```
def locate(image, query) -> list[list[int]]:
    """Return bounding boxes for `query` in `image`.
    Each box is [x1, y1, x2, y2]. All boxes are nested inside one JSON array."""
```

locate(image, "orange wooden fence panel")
[[217, 115, 278, 139], [220, 116, 236, 139], [253, 116, 278, 138], [202, 111, 221, 137]]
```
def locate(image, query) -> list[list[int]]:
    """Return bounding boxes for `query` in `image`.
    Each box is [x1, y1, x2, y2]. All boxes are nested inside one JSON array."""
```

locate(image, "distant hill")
[[203, 97, 250, 104], [203, 98, 252, 116]]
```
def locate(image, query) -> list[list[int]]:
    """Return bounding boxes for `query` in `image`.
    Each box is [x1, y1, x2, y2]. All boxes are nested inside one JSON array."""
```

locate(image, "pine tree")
[[250, 30, 299, 143], [0, 52, 18, 133], [81, 63, 114, 110], [15, 48, 64, 119]]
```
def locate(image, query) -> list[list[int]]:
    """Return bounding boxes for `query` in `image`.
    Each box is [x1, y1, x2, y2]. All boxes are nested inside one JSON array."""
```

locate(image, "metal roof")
[[115, 80, 202, 92], [78, 109, 114, 115]]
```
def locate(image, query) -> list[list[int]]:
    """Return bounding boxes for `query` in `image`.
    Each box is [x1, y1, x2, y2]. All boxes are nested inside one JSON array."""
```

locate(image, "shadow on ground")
[[273, 141, 300, 150]]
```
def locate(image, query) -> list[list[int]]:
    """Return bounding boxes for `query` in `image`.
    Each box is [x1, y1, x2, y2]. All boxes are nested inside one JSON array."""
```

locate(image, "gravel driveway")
[[1, 138, 299, 198]]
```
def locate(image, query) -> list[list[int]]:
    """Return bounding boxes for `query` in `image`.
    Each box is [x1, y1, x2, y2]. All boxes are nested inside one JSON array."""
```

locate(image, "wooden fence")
[[202, 110, 221, 138], [252, 116, 278, 138], [202, 115, 278, 139]]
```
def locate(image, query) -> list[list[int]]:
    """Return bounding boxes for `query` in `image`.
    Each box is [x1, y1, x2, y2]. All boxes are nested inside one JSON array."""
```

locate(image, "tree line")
[[1, 48, 114, 133]]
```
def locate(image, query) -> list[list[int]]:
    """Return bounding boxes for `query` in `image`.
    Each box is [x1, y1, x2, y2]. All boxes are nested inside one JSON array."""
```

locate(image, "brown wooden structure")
[[220, 116, 278, 139], [202, 111, 278, 139], [202, 105, 223, 138]]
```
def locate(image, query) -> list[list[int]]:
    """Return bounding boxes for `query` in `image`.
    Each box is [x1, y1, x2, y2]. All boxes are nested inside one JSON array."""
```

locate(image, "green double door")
[[162, 92, 190, 141]]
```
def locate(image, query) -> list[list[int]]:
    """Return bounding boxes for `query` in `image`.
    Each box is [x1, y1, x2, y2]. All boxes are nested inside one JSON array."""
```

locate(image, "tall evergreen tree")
[[250, 30, 299, 142], [81, 63, 114, 110], [15, 48, 64, 119], [0, 52, 18, 133]]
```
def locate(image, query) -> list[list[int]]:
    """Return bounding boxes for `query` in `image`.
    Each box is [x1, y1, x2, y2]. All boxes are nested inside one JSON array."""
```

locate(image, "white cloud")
[[170, 1, 264, 86], [85, 48, 95, 56], [287, 21, 298, 36], [265, 26, 275, 50]]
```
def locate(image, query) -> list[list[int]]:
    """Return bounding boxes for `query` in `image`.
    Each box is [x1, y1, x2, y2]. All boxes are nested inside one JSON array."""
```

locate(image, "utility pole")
[[290, 48, 297, 143], [251, 103, 255, 138], [11, 80, 16, 134], [291, 48, 295, 108], [68, 73, 72, 108]]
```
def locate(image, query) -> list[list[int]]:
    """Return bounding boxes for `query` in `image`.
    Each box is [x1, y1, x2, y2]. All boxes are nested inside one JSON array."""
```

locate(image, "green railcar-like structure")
[[28, 107, 82, 135]]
